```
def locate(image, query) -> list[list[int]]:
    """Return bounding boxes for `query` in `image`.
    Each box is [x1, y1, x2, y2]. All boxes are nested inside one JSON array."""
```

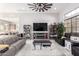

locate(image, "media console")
[[33, 32, 48, 39]]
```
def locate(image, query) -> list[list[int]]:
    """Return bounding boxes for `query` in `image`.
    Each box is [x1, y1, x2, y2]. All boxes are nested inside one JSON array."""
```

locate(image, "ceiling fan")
[[27, 3, 53, 12]]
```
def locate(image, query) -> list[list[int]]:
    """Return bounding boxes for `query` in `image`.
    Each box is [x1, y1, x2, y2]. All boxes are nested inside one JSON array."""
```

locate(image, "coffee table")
[[33, 40, 52, 50]]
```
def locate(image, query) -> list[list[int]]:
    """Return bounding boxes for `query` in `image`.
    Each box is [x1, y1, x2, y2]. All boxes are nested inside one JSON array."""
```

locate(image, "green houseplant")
[[57, 23, 65, 39], [56, 22, 65, 46]]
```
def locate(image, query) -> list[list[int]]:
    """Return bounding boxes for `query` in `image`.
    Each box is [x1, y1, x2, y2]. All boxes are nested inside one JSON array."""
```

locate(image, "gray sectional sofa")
[[0, 35, 26, 56]]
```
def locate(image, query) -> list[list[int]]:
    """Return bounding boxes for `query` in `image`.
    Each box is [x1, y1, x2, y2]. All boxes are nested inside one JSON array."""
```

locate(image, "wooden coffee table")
[[33, 40, 52, 50]]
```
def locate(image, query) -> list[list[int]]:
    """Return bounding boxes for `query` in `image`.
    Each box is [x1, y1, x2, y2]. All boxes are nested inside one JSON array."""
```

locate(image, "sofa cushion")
[[11, 36, 19, 41], [0, 40, 4, 44], [72, 46, 79, 56], [73, 47, 79, 51], [2, 38, 11, 45], [10, 37, 17, 43], [0, 53, 1, 56], [3, 38, 14, 45], [2, 36, 19, 45]]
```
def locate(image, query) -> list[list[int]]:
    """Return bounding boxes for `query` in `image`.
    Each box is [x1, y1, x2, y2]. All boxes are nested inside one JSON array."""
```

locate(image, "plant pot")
[[55, 38, 65, 46]]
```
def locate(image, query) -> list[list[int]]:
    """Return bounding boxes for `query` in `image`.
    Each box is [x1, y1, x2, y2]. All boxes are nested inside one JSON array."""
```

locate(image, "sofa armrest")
[[2, 46, 16, 56], [72, 43, 79, 47]]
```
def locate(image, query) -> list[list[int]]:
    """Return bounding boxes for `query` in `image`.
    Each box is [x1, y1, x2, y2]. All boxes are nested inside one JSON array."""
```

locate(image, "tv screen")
[[33, 23, 47, 31]]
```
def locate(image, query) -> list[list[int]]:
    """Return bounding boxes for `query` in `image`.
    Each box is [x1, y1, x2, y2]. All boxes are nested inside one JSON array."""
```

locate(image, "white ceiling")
[[0, 3, 78, 23], [0, 3, 70, 13]]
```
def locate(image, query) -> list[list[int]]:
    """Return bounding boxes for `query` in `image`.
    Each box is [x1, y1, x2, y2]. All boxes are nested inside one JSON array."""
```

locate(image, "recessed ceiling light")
[[54, 7, 56, 10], [22, 8, 26, 10]]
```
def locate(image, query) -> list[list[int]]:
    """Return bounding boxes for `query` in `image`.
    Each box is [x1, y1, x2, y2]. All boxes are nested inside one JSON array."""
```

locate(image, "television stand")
[[33, 31, 48, 39]]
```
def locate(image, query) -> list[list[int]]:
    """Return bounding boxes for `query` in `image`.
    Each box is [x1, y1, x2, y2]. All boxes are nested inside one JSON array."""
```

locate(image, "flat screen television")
[[33, 23, 48, 31]]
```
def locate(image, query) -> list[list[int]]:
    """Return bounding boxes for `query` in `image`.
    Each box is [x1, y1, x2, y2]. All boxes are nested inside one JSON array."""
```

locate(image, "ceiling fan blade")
[[44, 3, 48, 5], [43, 7, 48, 11], [29, 7, 34, 8], [27, 4, 35, 6], [45, 6, 51, 8], [46, 4, 52, 6], [39, 8, 41, 12], [35, 8, 38, 11], [41, 8, 44, 12], [31, 8, 36, 10]]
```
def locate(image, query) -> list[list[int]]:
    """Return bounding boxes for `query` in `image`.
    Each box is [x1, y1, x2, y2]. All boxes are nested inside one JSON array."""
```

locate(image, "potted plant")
[[56, 22, 65, 46]]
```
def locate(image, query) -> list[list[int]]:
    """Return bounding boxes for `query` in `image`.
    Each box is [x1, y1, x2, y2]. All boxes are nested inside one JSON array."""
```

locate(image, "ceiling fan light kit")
[[28, 3, 53, 12]]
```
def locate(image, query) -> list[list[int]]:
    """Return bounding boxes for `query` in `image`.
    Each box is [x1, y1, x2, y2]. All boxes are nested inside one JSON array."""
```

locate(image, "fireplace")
[[33, 33, 48, 39]]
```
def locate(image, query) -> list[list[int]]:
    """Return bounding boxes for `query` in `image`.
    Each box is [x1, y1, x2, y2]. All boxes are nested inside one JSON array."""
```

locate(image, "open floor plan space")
[[0, 3, 79, 56]]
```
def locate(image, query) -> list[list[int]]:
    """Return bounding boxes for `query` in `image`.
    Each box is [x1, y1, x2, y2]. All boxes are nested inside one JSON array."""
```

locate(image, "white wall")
[[0, 13, 59, 33], [19, 13, 59, 33], [59, 3, 79, 22]]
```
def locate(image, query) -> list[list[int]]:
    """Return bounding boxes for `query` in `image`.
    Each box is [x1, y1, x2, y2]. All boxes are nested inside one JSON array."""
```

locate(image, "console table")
[[33, 40, 52, 50]]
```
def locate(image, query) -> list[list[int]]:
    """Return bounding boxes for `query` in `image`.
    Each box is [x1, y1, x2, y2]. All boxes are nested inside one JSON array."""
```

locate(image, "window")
[[64, 19, 71, 33], [76, 16, 79, 33], [64, 15, 79, 33], [0, 24, 4, 31]]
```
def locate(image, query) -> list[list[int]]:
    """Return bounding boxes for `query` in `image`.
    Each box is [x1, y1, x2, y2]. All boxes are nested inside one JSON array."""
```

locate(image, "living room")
[[0, 3, 79, 56]]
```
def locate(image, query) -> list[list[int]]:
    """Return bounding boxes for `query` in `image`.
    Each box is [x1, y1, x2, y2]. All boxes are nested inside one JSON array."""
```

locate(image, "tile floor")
[[16, 39, 72, 56]]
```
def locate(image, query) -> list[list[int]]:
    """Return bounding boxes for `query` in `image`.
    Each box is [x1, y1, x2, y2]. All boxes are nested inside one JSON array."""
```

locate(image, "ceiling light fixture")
[[54, 7, 56, 10], [27, 3, 53, 12]]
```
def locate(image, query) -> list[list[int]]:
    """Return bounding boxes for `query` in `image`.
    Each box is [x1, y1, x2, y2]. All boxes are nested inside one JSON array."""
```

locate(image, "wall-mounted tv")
[[33, 23, 48, 31]]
